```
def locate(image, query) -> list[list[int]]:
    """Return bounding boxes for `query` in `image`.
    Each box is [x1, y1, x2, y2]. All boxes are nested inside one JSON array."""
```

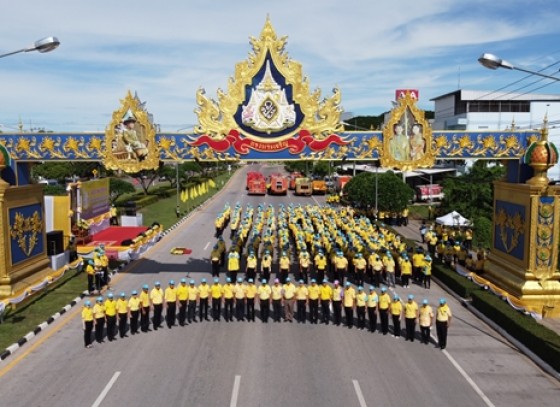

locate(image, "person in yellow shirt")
[[211, 278, 223, 322], [128, 290, 140, 335], [404, 294, 419, 342], [104, 293, 117, 341], [334, 251, 348, 286], [258, 279, 272, 323], [234, 278, 247, 321], [278, 251, 290, 284], [177, 278, 189, 326], [116, 292, 129, 338], [412, 248, 425, 283], [246, 278, 257, 322], [378, 286, 391, 335], [271, 278, 283, 322], [139, 284, 151, 332], [187, 280, 199, 323], [308, 279, 321, 324], [419, 299, 434, 344], [282, 277, 296, 322], [423, 255, 432, 289], [246, 250, 258, 282], [355, 286, 367, 330], [299, 251, 311, 284], [93, 296, 105, 343], [343, 282, 356, 329], [164, 280, 178, 328], [353, 253, 367, 287], [151, 282, 164, 330], [295, 279, 308, 324], [436, 298, 452, 350], [314, 250, 328, 286], [319, 279, 333, 325], [367, 286, 378, 333], [85, 260, 96, 295], [198, 278, 210, 321], [81, 300, 94, 348], [332, 280, 343, 326], [400, 254, 412, 288], [383, 252, 396, 288], [390, 294, 403, 338], [223, 278, 235, 322], [261, 250, 273, 282], [228, 250, 241, 283]]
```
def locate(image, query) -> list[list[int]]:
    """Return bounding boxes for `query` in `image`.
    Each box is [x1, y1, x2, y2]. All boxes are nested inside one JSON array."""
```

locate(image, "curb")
[[0, 294, 86, 361], [432, 275, 560, 379]]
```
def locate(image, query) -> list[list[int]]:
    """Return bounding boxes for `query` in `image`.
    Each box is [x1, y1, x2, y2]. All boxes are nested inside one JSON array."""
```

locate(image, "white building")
[[431, 89, 560, 179]]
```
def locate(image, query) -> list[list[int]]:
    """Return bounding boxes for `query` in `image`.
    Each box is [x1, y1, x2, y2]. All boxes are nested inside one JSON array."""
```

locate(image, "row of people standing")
[[82, 278, 452, 350]]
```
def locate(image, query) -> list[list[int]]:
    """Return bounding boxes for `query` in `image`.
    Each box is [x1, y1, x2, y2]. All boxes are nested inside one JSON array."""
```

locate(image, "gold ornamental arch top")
[[194, 16, 344, 142], [104, 91, 159, 173]]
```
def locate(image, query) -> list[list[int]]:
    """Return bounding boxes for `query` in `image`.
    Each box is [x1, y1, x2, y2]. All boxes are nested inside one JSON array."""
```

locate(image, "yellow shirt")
[[271, 285, 283, 300], [319, 285, 333, 300], [296, 286, 308, 300], [283, 283, 296, 299], [400, 260, 412, 275], [390, 301, 402, 316], [356, 292, 367, 307], [436, 304, 452, 322], [258, 285, 272, 300], [104, 300, 117, 317], [85, 264, 95, 276], [93, 303, 105, 319], [139, 291, 150, 307], [343, 288, 356, 307], [164, 287, 177, 302], [405, 301, 418, 319], [308, 285, 320, 300], [314, 255, 327, 270], [117, 298, 128, 314], [228, 256, 240, 271], [234, 284, 246, 299], [211, 284, 223, 299], [279, 256, 290, 270], [246, 284, 257, 299], [246, 256, 257, 269], [419, 305, 433, 327], [335, 257, 348, 270], [261, 255, 272, 269], [128, 296, 140, 312], [353, 258, 367, 270], [82, 306, 94, 321], [223, 284, 234, 299], [198, 284, 210, 299], [332, 287, 343, 301], [187, 286, 199, 301], [177, 285, 189, 301], [378, 293, 391, 310], [150, 288, 164, 305], [367, 292, 378, 308]]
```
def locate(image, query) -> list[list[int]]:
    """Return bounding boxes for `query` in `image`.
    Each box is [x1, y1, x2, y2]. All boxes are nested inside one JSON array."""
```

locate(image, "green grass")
[[0, 269, 87, 350]]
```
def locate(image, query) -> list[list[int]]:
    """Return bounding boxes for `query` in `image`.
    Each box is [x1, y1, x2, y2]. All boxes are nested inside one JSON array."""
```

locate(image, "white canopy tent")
[[435, 211, 471, 227]]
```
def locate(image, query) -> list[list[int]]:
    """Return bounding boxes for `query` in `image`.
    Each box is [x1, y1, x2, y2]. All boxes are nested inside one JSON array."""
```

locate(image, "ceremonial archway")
[[0, 17, 558, 315]]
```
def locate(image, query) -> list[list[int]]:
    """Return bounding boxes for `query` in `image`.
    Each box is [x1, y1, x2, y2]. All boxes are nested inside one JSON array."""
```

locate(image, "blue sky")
[[0, 0, 559, 132]]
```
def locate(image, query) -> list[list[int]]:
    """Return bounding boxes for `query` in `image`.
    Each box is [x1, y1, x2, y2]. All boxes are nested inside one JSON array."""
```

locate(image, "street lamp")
[[0, 36, 60, 59], [478, 53, 560, 82]]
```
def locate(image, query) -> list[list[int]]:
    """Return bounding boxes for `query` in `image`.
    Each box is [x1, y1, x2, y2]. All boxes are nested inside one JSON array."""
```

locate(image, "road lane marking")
[[431, 334, 495, 407], [230, 375, 241, 407], [204, 242, 210, 250], [92, 371, 121, 407], [352, 379, 367, 407]]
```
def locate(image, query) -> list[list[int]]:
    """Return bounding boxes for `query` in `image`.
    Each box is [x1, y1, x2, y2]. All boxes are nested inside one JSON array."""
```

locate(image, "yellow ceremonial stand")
[[484, 134, 560, 317], [0, 177, 53, 299]]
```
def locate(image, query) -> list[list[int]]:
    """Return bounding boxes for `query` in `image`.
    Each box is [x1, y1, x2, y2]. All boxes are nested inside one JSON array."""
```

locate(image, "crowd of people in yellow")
[[81, 278, 452, 350]]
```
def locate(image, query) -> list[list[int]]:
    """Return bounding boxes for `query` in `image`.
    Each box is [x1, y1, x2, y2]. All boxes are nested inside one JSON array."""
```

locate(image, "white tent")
[[435, 211, 471, 227]]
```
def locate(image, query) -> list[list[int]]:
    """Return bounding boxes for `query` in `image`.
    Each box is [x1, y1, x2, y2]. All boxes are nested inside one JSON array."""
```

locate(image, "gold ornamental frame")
[[381, 91, 435, 171], [195, 16, 343, 142], [104, 91, 159, 173]]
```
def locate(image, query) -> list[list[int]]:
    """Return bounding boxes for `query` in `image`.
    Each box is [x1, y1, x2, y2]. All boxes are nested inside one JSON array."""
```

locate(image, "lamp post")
[[0, 37, 60, 59], [478, 53, 560, 82]]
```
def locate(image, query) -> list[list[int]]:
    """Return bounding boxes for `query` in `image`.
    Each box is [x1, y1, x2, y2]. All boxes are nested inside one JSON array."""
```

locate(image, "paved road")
[[0, 164, 558, 407]]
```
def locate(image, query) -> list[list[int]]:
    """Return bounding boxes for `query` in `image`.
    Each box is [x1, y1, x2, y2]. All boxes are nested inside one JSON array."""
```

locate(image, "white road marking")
[[431, 334, 495, 407], [230, 375, 241, 407], [204, 242, 210, 250], [352, 379, 367, 407], [92, 371, 121, 407]]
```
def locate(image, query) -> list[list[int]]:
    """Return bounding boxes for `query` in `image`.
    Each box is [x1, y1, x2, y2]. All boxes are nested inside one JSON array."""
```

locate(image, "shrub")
[[432, 263, 477, 298]]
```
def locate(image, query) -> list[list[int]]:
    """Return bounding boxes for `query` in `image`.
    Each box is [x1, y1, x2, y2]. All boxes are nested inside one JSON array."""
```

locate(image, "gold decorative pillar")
[[484, 123, 560, 317]]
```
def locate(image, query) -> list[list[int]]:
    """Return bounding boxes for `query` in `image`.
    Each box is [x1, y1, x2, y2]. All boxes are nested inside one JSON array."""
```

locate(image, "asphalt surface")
[[0, 164, 558, 407]]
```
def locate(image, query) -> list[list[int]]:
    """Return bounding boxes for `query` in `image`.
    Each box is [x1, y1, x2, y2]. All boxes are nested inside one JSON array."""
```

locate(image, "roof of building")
[[430, 89, 560, 102]]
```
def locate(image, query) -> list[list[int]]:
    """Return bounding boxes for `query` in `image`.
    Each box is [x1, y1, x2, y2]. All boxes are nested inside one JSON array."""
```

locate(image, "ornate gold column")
[[484, 124, 560, 317]]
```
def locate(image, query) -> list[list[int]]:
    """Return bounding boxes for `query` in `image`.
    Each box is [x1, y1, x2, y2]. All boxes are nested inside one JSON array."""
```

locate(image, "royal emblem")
[[495, 208, 525, 254], [10, 211, 43, 257]]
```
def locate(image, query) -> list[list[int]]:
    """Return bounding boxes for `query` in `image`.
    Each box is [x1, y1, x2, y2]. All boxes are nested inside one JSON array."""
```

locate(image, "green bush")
[[471, 290, 560, 372], [135, 195, 159, 208], [432, 263, 478, 298]]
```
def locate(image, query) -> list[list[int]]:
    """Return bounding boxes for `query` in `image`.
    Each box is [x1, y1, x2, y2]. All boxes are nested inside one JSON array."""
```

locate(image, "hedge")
[[471, 290, 560, 372], [432, 262, 478, 298], [134, 195, 159, 208]]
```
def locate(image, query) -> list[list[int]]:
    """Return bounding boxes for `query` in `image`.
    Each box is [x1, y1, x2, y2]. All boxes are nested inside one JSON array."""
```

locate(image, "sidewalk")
[[392, 218, 560, 334]]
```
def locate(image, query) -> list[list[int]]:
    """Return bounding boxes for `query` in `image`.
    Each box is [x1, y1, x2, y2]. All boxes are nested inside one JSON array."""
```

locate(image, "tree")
[[312, 161, 330, 177], [344, 171, 413, 212], [109, 178, 135, 204], [283, 160, 309, 175], [31, 162, 102, 182]]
